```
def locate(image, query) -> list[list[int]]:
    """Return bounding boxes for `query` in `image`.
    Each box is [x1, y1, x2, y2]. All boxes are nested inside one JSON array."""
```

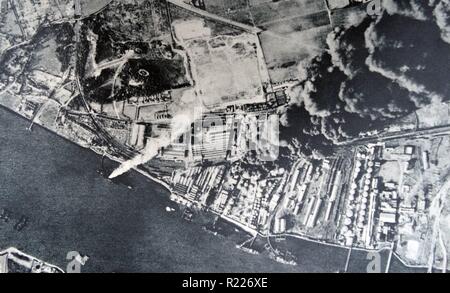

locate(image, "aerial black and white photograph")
[[0, 0, 450, 277]]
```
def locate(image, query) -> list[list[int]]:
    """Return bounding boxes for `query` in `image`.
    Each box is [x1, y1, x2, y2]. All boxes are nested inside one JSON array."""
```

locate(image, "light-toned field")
[[138, 104, 168, 122], [249, 0, 327, 25], [0, 11, 22, 36], [203, 0, 253, 25], [440, 212, 450, 270], [379, 161, 401, 184], [202, 0, 332, 83], [205, 0, 326, 24], [36, 101, 59, 128], [416, 102, 450, 128], [0, 92, 21, 111], [173, 18, 264, 108], [30, 38, 63, 76], [329, 2, 367, 28], [80, 0, 112, 16], [205, 0, 248, 11]]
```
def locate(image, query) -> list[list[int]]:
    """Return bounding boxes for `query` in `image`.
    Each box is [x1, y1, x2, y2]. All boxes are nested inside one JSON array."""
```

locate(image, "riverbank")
[[0, 103, 173, 193], [0, 102, 432, 271], [0, 105, 309, 272]]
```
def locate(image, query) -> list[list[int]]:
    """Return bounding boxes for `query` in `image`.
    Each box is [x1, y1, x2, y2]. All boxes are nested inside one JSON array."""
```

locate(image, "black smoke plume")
[[282, 0, 450, 157]]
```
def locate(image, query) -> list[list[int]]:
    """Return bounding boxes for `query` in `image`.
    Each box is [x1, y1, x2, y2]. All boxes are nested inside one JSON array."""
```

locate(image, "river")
[[0, 106, 424, 273]]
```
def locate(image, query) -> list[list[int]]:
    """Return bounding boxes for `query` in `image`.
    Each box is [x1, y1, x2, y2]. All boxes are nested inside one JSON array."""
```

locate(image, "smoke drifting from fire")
[[283, 0, 450, 155], [109, 89, 202, 179]]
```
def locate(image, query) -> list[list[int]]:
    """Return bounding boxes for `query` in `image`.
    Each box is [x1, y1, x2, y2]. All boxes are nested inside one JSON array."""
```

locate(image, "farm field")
[[80, 0, 113, 16], [202, 0, 332, 83], [173, 18, 264, 108]]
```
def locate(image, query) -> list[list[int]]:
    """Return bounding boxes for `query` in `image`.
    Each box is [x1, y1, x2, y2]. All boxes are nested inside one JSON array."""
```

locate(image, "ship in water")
[[270, 255, 298, 266], [236, 245, 260, 255], [165, 207, 176, 213], [97, 154, 133, 190], [268, 249, 298, 266]]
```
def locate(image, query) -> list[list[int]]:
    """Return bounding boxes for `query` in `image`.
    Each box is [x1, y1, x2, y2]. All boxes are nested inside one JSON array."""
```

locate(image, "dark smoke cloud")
[[365, 12, 450, 102], [339, 72, 416, 120], [282, 0, 450, 156]]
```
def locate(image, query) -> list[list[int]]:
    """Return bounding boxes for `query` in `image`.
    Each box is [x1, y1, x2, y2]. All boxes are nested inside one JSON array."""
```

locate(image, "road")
[[166, 0, 262, 34], [94, 50, 135, 77], [8, 0, 26, 37]]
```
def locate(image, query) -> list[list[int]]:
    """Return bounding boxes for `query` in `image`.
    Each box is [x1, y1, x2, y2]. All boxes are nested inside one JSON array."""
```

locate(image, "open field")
[[379, 161, 401, 184], [202, 0, 332, 83], [80, 0, 113, 16], [260, 24, 330, 83], [204, 0, 327, 26], [249, 0, 327, 26], [0, 10, 23, 37], [203, 0, 253, 25], [172, 15, 264, 108], [30, 38, 63, 75], [0, 92, 21, 110], [329, 3, 368, 28]]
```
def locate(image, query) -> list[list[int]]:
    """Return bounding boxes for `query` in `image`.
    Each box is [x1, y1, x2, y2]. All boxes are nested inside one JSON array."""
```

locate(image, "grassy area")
[[80, 0, 112, 16]]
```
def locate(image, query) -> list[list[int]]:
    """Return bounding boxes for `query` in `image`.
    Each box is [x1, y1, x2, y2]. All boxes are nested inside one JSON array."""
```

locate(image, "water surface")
[[0, 106, 422, 273]]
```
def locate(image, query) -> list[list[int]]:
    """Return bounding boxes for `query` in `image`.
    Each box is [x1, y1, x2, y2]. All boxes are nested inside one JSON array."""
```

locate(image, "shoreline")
[[95, 149, 173, 195], [0, 104, 173, 194], [0, 104, 436, 272]]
